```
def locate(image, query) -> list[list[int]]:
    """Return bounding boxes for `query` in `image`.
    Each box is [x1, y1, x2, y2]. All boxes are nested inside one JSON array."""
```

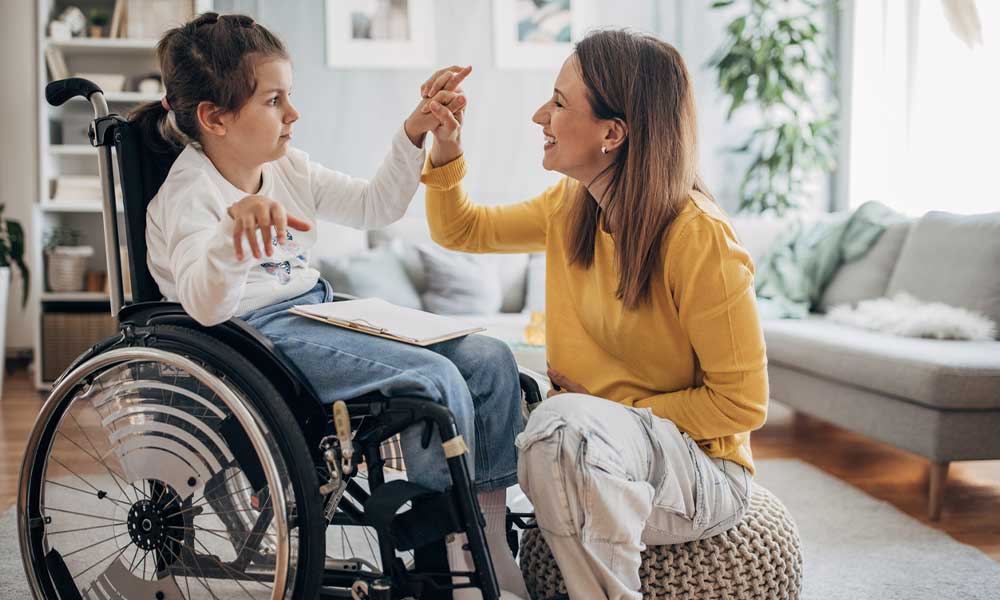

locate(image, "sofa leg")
[[928, 461, 949, 521]]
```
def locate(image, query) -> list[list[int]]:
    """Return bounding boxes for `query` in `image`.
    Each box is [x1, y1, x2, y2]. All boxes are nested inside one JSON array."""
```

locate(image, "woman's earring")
[[601, 146, 608, 154]]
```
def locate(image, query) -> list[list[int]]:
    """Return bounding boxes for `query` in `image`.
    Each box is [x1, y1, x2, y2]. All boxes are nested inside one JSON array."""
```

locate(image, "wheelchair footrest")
[[364, 480, 462, 552]]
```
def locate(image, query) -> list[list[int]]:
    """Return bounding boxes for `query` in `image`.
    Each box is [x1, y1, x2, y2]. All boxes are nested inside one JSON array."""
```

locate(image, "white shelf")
[[40, 291, 134, 303], [49, 144, 95, 156], [41, 291, 109, 301], [69, 91, 161, 104], [46, 37, 157, 51], [40, 200, 123, 213]]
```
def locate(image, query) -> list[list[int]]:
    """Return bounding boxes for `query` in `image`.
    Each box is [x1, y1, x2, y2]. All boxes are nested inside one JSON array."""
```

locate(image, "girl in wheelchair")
[[131, 12, 527, 599]]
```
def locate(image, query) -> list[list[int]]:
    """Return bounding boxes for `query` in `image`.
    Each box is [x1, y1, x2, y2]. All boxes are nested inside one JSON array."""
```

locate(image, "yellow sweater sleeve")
[[421, 154, 562, 253], [634, 215, 769, 440]]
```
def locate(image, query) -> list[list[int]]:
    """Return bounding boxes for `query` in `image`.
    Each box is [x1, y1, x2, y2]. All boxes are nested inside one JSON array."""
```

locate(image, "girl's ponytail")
[[128, 99, 188, 158]]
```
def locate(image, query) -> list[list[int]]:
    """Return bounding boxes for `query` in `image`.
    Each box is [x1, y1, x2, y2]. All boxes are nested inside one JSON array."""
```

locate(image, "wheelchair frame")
[[20, 78, 540, 600]]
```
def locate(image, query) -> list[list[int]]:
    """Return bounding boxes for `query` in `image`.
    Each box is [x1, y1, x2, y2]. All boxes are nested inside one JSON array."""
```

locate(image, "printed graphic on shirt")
[[261, 260, 292, 284], [259, 230, 307, 285]]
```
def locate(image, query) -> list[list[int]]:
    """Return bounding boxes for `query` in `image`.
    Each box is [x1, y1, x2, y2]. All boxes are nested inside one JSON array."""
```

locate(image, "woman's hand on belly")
[[547, 366, 591, 398]]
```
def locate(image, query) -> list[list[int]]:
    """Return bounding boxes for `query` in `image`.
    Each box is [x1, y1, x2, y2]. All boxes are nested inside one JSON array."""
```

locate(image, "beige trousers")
[[516, 394, 751, 600]]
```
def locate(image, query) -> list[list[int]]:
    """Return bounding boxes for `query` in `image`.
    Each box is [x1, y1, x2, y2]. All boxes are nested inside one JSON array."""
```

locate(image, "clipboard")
[[288, 298, 486, 347]]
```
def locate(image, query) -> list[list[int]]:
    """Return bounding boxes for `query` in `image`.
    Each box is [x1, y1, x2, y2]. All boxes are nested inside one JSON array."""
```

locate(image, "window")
[[847, 0, 999, 216]]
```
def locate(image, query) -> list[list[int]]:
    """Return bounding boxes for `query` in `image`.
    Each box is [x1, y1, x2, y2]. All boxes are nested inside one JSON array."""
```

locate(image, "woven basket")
[[42, 311, 117, 381], [46, 247, 93, 292], [520, 484, 803, 600]]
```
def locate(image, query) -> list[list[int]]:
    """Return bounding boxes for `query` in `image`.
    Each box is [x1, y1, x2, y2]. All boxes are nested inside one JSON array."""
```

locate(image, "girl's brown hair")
[[129, 12, 288, 156], [567, 29, 714, 309]]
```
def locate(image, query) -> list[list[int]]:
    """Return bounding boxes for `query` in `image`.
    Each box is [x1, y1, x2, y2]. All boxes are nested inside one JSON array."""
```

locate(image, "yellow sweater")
[[422, 156, 769, 474]]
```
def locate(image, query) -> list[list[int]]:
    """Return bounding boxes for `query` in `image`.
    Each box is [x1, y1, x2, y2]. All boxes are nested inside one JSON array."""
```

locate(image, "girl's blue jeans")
[[239, 280, 523, 492]]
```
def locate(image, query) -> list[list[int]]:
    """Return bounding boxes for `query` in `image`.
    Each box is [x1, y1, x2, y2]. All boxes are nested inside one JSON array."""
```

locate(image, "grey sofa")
[[735, 211, 1000, 520]]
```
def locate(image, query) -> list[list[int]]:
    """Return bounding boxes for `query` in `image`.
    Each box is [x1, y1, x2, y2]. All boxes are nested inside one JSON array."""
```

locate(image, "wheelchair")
[[19, 78, 541, 600]]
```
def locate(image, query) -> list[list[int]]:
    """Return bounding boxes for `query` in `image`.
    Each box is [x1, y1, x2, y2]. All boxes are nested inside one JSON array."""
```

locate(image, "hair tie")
[[161, 96, 171, 111]]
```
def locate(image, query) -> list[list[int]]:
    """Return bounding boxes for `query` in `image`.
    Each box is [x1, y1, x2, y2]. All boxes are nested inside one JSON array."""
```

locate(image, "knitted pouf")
[[519, 484, 802, 600]]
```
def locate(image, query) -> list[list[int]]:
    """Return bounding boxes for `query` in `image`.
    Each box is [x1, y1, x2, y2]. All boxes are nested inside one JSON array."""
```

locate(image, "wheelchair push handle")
[[45, 77, 103, 107]]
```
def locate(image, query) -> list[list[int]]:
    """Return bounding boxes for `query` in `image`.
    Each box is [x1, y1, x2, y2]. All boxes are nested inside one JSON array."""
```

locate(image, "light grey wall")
[[0, 1, 38, 352]]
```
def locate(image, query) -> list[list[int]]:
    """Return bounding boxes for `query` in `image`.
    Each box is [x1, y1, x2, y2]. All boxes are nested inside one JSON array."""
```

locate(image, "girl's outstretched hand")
[[403, 65, 472, 148], [227, 195, 311, 261]]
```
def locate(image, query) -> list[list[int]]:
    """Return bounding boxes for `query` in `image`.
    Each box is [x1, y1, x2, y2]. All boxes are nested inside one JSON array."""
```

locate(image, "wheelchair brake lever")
[[333, 400, 354, 475]]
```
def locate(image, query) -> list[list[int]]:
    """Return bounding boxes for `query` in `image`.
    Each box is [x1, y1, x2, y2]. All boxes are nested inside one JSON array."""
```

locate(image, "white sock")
[[478, 489, 529, 599], [445, 490, 529, 600], [447, 532, 480, 600]]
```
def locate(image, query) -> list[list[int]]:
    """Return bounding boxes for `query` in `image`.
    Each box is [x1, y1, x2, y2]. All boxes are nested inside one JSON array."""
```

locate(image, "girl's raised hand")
[[227, 195, 311, 261], [404, 65, 472, 147]]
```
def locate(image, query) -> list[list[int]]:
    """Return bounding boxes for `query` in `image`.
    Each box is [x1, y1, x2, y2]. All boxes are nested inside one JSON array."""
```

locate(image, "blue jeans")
[[239, 280, 523, 492]]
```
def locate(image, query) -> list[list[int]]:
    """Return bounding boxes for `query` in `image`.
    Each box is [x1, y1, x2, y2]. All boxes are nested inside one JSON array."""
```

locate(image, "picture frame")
[[492, 0, 598, 70], [325, 0, 435, 69]]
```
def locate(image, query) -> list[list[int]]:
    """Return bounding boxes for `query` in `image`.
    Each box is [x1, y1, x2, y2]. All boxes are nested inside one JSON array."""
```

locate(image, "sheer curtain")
[[846, 0, 999, 216]]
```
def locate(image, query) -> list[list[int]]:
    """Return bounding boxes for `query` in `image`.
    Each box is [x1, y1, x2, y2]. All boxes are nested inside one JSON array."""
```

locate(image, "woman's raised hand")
[[403, 65, 472, 148], [418, 65, 471, 166], [227, 195, 311, 261]]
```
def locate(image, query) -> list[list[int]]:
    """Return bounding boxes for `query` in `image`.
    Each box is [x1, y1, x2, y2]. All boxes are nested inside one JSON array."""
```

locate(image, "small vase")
[[88, 25, 103, 38]]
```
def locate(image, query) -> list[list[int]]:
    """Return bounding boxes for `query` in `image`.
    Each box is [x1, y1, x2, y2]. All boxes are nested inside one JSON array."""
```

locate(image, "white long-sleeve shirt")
[[146, 126, 425, 326]]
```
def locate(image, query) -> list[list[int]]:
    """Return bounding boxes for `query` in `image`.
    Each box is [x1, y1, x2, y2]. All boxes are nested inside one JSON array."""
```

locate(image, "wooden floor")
[[2, 368, 998, 563]]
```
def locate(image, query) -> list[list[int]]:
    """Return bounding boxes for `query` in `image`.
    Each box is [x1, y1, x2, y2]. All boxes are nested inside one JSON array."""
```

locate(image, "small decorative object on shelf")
[[44, 227, 93, 293], [54, 6, 87, 39], [88, 8, 111, 38]]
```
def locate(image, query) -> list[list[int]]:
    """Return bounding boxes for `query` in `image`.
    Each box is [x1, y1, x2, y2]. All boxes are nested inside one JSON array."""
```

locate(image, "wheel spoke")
[[43, 506, 126, 523], [61, 529, 129, 560], [44, 479, 131, 508], [71, 540, 132, 580], [47, 522, 122, 536], [191, 534, 272, 598]]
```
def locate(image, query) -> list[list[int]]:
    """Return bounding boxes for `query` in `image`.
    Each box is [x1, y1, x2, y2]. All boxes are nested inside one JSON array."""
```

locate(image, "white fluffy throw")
[[826, 293, 998, 341]]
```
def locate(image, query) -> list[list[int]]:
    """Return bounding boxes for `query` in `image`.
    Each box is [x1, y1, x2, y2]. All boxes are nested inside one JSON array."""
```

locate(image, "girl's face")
[[532, 55, 607, 182], [219, 58, 299, 164]]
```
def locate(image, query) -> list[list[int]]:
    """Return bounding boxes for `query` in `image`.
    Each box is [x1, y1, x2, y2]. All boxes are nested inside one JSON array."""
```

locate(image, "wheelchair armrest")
[[518, 366, 548, 409]]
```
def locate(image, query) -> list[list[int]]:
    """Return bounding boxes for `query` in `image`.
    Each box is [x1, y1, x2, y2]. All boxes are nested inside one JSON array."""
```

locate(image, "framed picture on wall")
[[325, 0, 435, 69], [492, 0, 597, 69]]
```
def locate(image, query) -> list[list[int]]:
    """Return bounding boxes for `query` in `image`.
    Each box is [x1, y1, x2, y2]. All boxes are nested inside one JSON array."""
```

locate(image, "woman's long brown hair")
[[567, 29, 713, 310]]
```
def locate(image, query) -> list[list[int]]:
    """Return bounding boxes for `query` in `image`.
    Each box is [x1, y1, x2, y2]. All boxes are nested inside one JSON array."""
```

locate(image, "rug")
[[3, 458, 999, 598]]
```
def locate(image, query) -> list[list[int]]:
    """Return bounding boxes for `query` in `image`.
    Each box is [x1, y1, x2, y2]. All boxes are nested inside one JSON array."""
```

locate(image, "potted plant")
[[88, 8, 110, 38], [707, 0, 839, 215], [0, 204, 30, 396], [44, 226, 93, 293]]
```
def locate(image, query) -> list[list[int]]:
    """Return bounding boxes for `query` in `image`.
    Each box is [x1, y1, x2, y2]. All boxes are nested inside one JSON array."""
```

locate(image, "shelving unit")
[[34, 0, 210, 389]]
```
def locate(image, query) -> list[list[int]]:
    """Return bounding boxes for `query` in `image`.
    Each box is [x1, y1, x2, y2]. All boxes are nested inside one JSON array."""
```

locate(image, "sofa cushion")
[[762, 317, 1000, 410], [886, 211, 1000, 332], [818, 221, 911, 312], [322, 244, 423, 309], [416, 245, 503, 315], [523, 253, 546, 313], [369, 217, 529, 313]]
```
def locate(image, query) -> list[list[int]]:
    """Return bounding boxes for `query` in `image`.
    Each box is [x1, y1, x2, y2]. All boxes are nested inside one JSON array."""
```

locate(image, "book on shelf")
[[49, 176, 122, 204], [110, 0, 127, 38], [44, 46, 69, 80], [289, 298, 486, 347]]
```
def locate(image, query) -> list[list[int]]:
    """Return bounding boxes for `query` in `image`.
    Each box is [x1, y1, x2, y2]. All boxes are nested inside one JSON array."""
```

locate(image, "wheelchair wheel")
[[18, 325, 324, 599]]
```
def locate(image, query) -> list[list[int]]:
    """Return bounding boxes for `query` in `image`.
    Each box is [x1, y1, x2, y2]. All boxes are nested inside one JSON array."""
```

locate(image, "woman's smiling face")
[[532, 55, 608, 182]]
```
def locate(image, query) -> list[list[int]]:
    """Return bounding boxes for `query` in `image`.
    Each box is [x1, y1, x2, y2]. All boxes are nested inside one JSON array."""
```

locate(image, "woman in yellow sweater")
[[420, 29, 768, 600]]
